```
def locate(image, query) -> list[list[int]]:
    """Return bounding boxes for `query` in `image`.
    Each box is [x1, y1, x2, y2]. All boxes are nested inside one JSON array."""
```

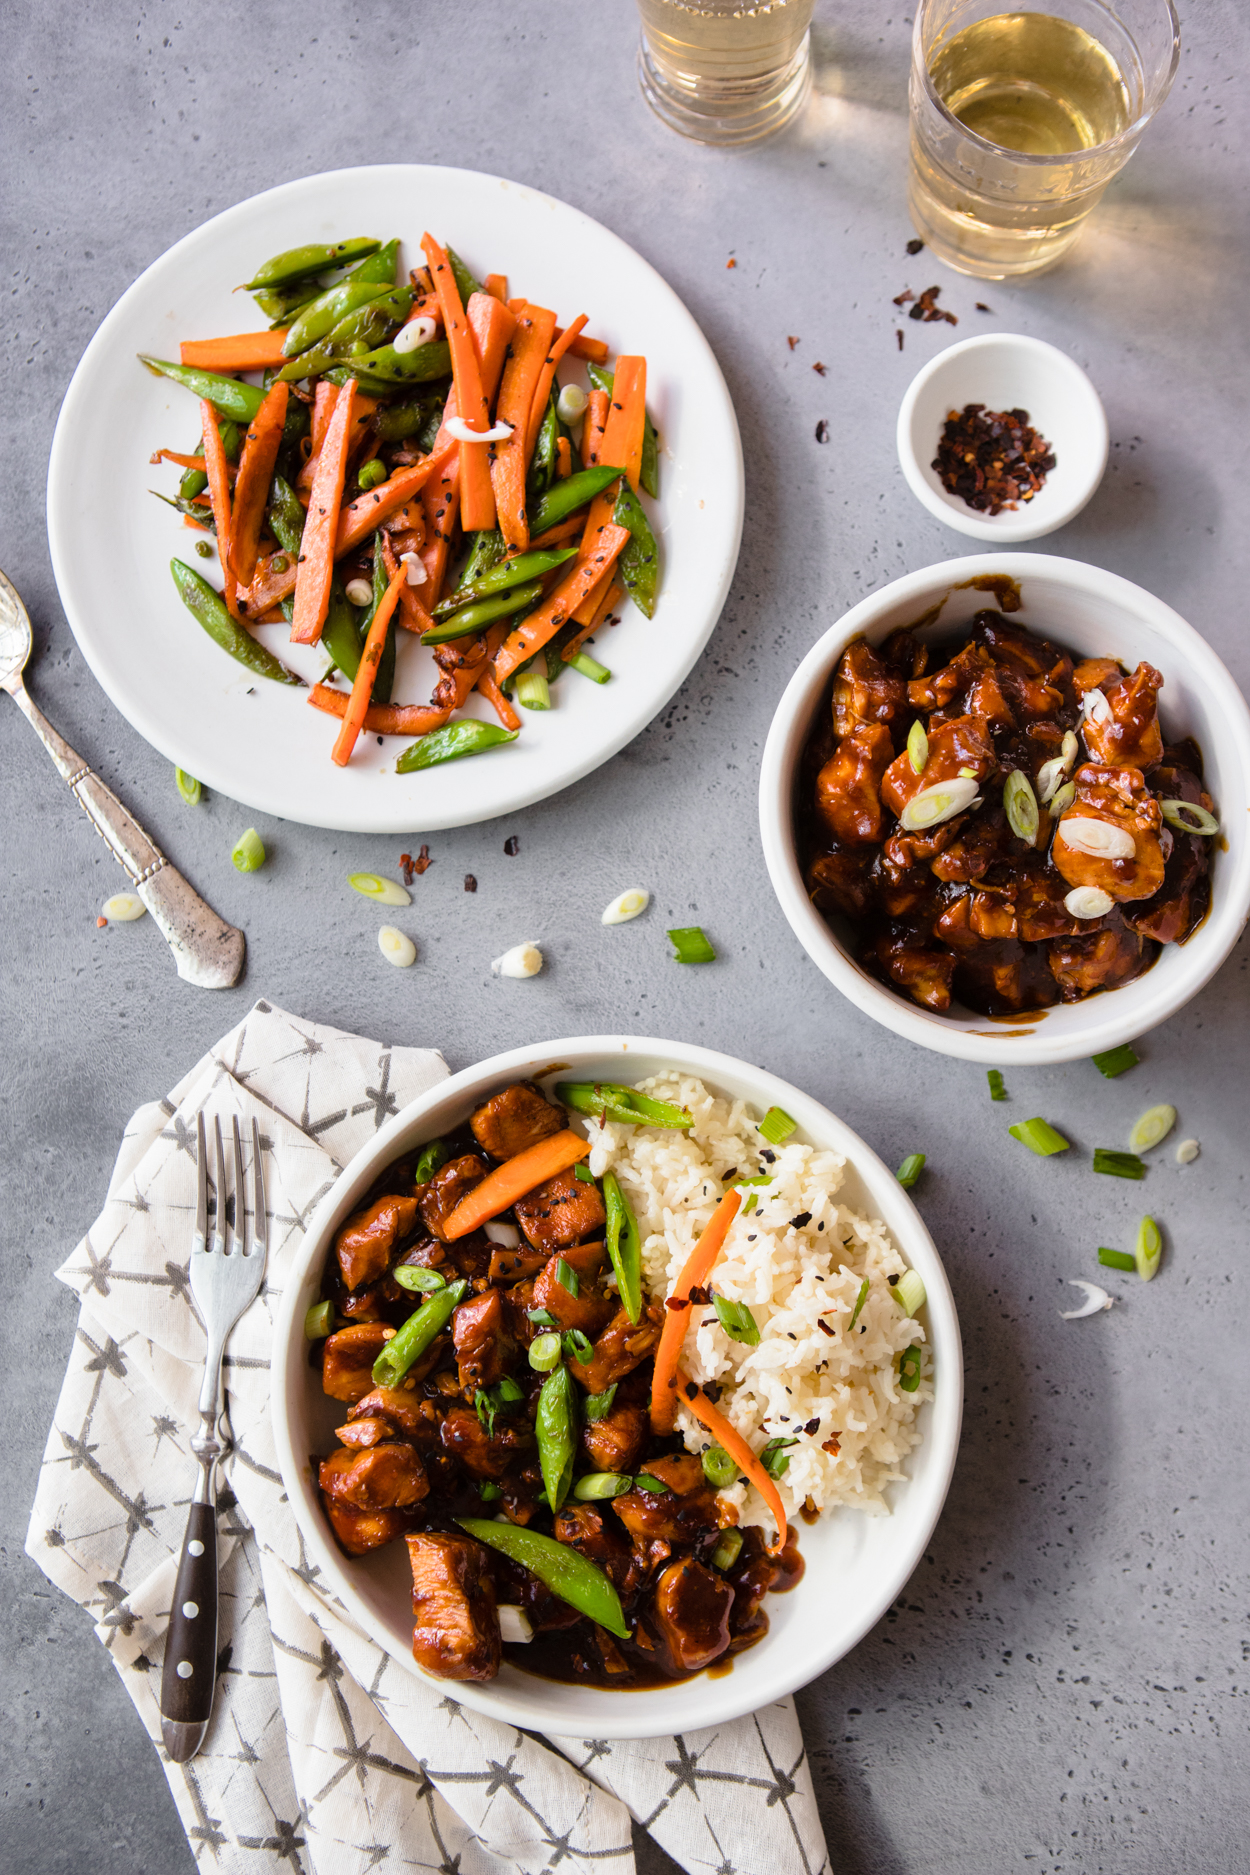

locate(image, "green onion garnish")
[[583, 1384, 617, 1422], [303, 1299, 334, 1340], [1092, 1044, 1139, 1078], [516, 670, 552, 711], [848, 1276, 870, 1331], [1159, 798, 1219, 836], [711, 1528, 744, 1572], [1003, 769, 1040, 844], [896, 1152, 926, 1187], [712, 1295, 760, 1345], [393, 1265, 446, 1293], [562, 1328, 595, 1364], [898, 1346, 922, 1393], [906, 719, 928, 774], [1135, 1215, 1163, 1281], [528, 1331, 562, 1372], [573, 1472, 632, 1501], [758, 1106, 797, 1146], [231, 827, 266, 873], [568, 649, 611, 684], [987, 1069, 1007, 1101], [1097, 1247, 1136, 1272], [1093, 1148, 1145, 1180], [573, 1161, 596, 1183], [701, 1445, 739, 1488], [1008, 1119, 1070, 1157], [743, 1192, 758, 1217], [634, 1474, 670, 1494], [413, 1139, 449, 1184], [175, 767, 202, 805], [890, 1269, 926, 1317], [667, 925, 716, 964], [527, 1307, 558, 1327], [348, 870, 411, 906], [478, 1481, 503, 1501], [555, 1257, 579, 1296], [1128, 1104, 1176, 1154], [760, 1437, 798, 1479]]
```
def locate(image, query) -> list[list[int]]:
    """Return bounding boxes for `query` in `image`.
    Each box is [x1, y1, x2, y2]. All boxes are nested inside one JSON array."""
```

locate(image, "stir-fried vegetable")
[[456, 1519, 630, 1639]]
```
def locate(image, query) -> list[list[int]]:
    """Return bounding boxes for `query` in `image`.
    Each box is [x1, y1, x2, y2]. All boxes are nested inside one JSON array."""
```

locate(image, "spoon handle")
[[7, 681, 245, 990]]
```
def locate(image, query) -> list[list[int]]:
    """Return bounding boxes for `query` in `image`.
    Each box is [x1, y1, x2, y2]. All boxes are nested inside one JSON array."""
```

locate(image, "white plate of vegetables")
[[46, 165, 744, 832]]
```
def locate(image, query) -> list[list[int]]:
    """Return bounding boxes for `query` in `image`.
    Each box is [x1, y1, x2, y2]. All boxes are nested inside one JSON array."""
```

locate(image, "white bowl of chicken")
[[758, 554, 1250, 1066], [271, 1037, 963, 1739]]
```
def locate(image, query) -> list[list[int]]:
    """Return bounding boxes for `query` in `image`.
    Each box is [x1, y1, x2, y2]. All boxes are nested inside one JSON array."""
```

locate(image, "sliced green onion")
[[175, 767, 202, 805], [712, 1295, 760, 1345], [1003, 769, 1040, 844], [231, 828, 266, 873], [603, 1170, 643, 1325], [573, 1161, 595, 1183], [557, 1082, 693, 1130], [667, 925, 716, 964], [396, 721, 518, 773], [529, 1332, 562, 1372], [568, 650, 611, 684], [890, 1269, 926, 1317], [898, 1346, 922, 1393], [1092, 1148, 1146, 1180], [759, 1106, 797, 1146], [1135, 1215, 1163, 1281], [1128, 1104, 1176, 1153], [848, 1276, 870, 1331], [414, 1139, 449, 1184], [561, 1328, 595, 1364], [583, 1385, 617, 1422], [906, 719, 928, 774], [701, 1444, 739, 1488], [573, 1472, 632, 1501], [356, 456, 387, 491], [760, 1437, 797, 1479], [555, 1257, 579, 1297], [896, 1152, 926, 1187], [900, 776, 980, 832], [633, 1473, 671, 1494], [987, 1069, 1007, 1101], [516, 670, 552, 711], [478, 1481, 503, 1501], [1008, 1119, 1070, 1157], [304, 1299, 334, 1340], [742, 1192, 758, 1217], [711, 1528, 744, 1572], [348, 871, 411, 906], [1098, 1247, 1136, 1271], [1092, 1044, 1139, 1078], [393, 1265, 446, 1293], [1160, 798, 1219, 836], [527, 1307, 558, 1327]]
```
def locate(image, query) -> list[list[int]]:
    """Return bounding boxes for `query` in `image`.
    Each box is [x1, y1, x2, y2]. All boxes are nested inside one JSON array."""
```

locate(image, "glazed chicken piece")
[[906, 638, 989, 712], [953, 937, 1060, 1015], [1080, 662, 1164, 770], [881, 714, 995, 819], [347, 1386, 441, 1444], [929, 807, 1006, 883], [407, 1534, 501, 1682], [806, 846, 874, 919], [335, 1194, 420, 1291], [883, 820, 962, 878], [1052, 764, 1165, 903], [319, 1442, 429, 1512], [1049, 916, 1147, 998], [553, 1502, 637, 1593], [612, 1453, 720, 1545], [335, 1414, 398, 1450], [440, 1404, 532, 1479], [470, 1082, 566, 1161], [516, 1173, 607, 1255], [324, 1501, 413, 1556], [1072, 656, 1123, 698], [815, 723, 895, 846], [974, 610, 1072, 684], [867, 928, 956, 1012], [580, 1396, 649, 1475], [529, 1240, 615, 1336], [831, 639, 905, 736], [964, 665, 1017, 732], [967, 884, 1019, 940], [321, 1323, 395, 1403], [486, 1242, 549, 1284], [569, 1304, 663, 1395], [879, 627, 929, 679], [1015, 869, 1091, 942], [653, 1557, 734, 1674], [419, 1155, 489, 1241], [332, 1273, 405, 1324], [452, 1289, 517, 1392], [1120, 757, 1210, 943]]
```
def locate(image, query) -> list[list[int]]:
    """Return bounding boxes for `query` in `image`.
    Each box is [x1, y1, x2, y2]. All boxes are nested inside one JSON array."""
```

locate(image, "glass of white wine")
[[908, 0, 1181, 279], [636, 0, 815, 146]]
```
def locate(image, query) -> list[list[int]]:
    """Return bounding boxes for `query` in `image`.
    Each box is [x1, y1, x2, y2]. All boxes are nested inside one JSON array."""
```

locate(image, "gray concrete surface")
[[3, 3, 1247, 1871]]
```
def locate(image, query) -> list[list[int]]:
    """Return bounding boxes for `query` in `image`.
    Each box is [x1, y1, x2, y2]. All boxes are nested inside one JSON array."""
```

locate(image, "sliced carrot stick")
[[676, 1374, 788, 1555], [493, 522, 630, 682], [150, 448, 211, 472], [563, 575, 623, 660], [291, 379, 357, 646], [227, 380, 288, 587], [381, 532, 436, 635], [200, 400, 238, 618], [555, 435, 572, 479], [507, 296, 526, 314], [474, 621, 522, 731], [420, 454, 460, 604], [484, 273, 508, 302], [422, 232, 495, 530], [525, 315, 588, 462], [426, 291, 516, 535], [649, 1190, 742, 1433], [442, 1132, 591, 1240], [308, 683, 448, 738], [180, 330, 290, 371], [606, 356, 647, 495], [330, 560, 407, 764], [529, 514, 588, 550], [582, 388, 610, 467], [403, 291, 442, 330], [565, 331, 609, 365], [490, 303, 557, 552], [297, 381, 339, 496]]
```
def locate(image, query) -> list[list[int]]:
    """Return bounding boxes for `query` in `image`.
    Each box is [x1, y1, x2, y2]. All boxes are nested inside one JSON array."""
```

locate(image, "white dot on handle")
[[182, 1601, 199, 1619], [176, 1660, 194, 1679], [187, 1540, 205, 1557]]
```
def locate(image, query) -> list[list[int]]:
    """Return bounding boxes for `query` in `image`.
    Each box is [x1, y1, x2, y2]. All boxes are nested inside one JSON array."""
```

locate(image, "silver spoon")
[[1, 567, 245, 990]]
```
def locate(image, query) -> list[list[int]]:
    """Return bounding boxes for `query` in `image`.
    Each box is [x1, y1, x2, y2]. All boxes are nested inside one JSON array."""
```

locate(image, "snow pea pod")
[[586, 363, 660, 498], [241, 237, 381, 294], [170, 559, 302, 685], [612, 483, 660, 620], [372, 1278, 468, 1389], [254, 280, 324, 326], [179, 445, 207, 501], [375, 396, 445, 442], [420, 580, 545, 645], [139, 356, 265, 423], [433, 549, 575, 619], [266, 475, 306, 625], [396, 721, 518, 773], [446, 246, 483, 304], [527, 390, 559, 499], [322, 367, 409, 400], [321, 579, 362, 681], [556, 1082, 693, 1130], [456, 1518, 630, 1638], [282, 279, 396, 359], [281, 289, 413, 379], [152, 491, 215, 532], [603, 1172, 643, 1325], [535, 1365, 578, 1512], [348, 338, 453, 385], [527, 464, 622, 537]]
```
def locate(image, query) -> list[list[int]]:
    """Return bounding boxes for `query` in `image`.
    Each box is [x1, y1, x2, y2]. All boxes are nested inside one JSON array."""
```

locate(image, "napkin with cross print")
[[26, 1001, 829, 1875]]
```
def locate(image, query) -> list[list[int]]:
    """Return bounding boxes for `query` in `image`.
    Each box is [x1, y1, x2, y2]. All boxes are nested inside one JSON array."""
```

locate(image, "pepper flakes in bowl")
[[933, 403, 1056, 516]]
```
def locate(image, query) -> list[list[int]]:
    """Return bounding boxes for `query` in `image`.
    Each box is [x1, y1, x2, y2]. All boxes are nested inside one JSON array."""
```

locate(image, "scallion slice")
[[231, 827, 266, 873], [701, 1445, 739, 1488], [583, 1384, 618, 1422], [906, 719, 928, 774], [478, 1481, 503, 1501], [304, 1299, 334, 1340], [516, 670, 552, 711], [349, 871, 411, 906], [555, 1257, 579, 1297], [1003, 769, 1040, 844], [847, 1276, 870, 1331], [633, 1474, 671, 1494], [743, 1192, 758, 1217], [758, 1106, 797, 1146], [414, 1139, 449, 1184], [175, 767, 202, 805], [528, 1332, 563, 1372], [898, 1346, 922, 1393], [573, 1161, 596, 1183], [1092, 1044, 1139, 1078], [667, 925, 716, 964], [561, 1328, 595, 1364], [890, 1269, 926, 1317], [568, 650, 611, 684], [1135, 1215, 1163, 1281], [1160, 798, 1219, 836], [527, 1308, 558, 1327], [1128, 1104, 1176, 1153], [896, 1152, 926, 1187], [711, 1528, 744, 1572], [1092, 1148, 1146, 1180], [573, 1472, 632, 1501], [712, 1295, 760, 1345], [1097, 1247, 1136, 1272], [1008, 1119, 1070, 1157], [987, 1069, 1007, 1101], [760, 1436, 798, 1479], [393, 1265, 446, 1293]]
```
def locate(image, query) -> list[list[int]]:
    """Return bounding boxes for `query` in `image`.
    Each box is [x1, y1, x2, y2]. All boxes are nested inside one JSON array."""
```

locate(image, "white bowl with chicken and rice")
[[758, 554, 1250, 1067], [270, 1037, 962, 1739]]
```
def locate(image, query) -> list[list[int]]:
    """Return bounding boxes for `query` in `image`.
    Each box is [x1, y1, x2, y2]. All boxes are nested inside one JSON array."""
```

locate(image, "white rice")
[[586, 1073, 932, 1537]]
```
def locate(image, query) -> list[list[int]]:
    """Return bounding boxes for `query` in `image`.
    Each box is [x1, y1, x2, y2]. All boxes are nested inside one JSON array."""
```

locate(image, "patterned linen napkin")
[[26, 1002, 829, 1875]]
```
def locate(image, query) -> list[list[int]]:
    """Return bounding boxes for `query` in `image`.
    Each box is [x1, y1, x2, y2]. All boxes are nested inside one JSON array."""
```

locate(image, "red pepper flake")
[[976, 301, 993, 312], [896, 330, 905, 351], [787, 335, 800, 351], [803, 1417, 820, 1435], [665, 1294, 692, 1312], [932, 402, 1057, 515], [815, 420, 829, 444], [909, 284, 957, 325], [816, 1317, 834, 1338], [503, 835, 519, 856], [893, 287, 915, 307], [464, 874, 477, 892], [97, 915, 108, 928], [688, 1284, 711, 1305], [822, 1434, 841, 1455], [906, 237, 925, 256], [726, 257, 737, 269], [812, 361, 827, 376]]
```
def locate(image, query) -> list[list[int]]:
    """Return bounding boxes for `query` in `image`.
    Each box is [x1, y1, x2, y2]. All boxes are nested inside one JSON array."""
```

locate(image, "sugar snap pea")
[[242, 237, 381, 294], [434, 548, 577, 619], [535, 1365, 578, 1512], [375, 396, 445, 443], [587, 362, 660, 499], [372, 1278, 468, 1389], [322, 579, 362, 681], [603, 1171, 643, 1325], [396, 721, 518, 773], [281, 279, 396, 360], [457, 530, 506, 590], [266, 474, 305, 624], [611, 482, 660, 620], [139, 356, 265, 423], [280, 289, 413, 380], [527, 464, 623, 537], [170, 559, 302, 686], [527, 392, 559, 499], [420, 580, 545, 645], [456, 1518, 630, 1638], [446, 246, 483, 304], [556, 1082, 694, 1130], [152, 490, 215, 533], [345, 337, 453, 385]]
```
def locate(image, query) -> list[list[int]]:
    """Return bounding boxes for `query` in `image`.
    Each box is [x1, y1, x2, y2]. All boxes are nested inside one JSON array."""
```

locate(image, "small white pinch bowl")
[[271, 1036, 963, 1739], [758, 554, 1250, 1067], [897, 333, 1109, 542]]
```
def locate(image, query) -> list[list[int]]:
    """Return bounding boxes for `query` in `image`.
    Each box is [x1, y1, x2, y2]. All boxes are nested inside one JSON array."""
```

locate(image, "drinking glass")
[[636, 0, 815, 146], [908, 0, 1181, 279]]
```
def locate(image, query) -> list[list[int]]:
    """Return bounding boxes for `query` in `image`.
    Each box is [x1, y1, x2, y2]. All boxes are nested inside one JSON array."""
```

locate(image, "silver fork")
[[160, 1112, 268, 1763]]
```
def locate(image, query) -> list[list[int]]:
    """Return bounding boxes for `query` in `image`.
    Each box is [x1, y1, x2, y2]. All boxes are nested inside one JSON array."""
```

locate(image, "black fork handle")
[[160, 1499, 219, 1761]]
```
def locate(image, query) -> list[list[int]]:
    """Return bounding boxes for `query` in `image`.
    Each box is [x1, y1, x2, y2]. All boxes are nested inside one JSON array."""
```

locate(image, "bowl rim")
[[758, 551, 1250, 1066], [896, 332, 1109, 543], [269, 1033, 964, 1738]]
